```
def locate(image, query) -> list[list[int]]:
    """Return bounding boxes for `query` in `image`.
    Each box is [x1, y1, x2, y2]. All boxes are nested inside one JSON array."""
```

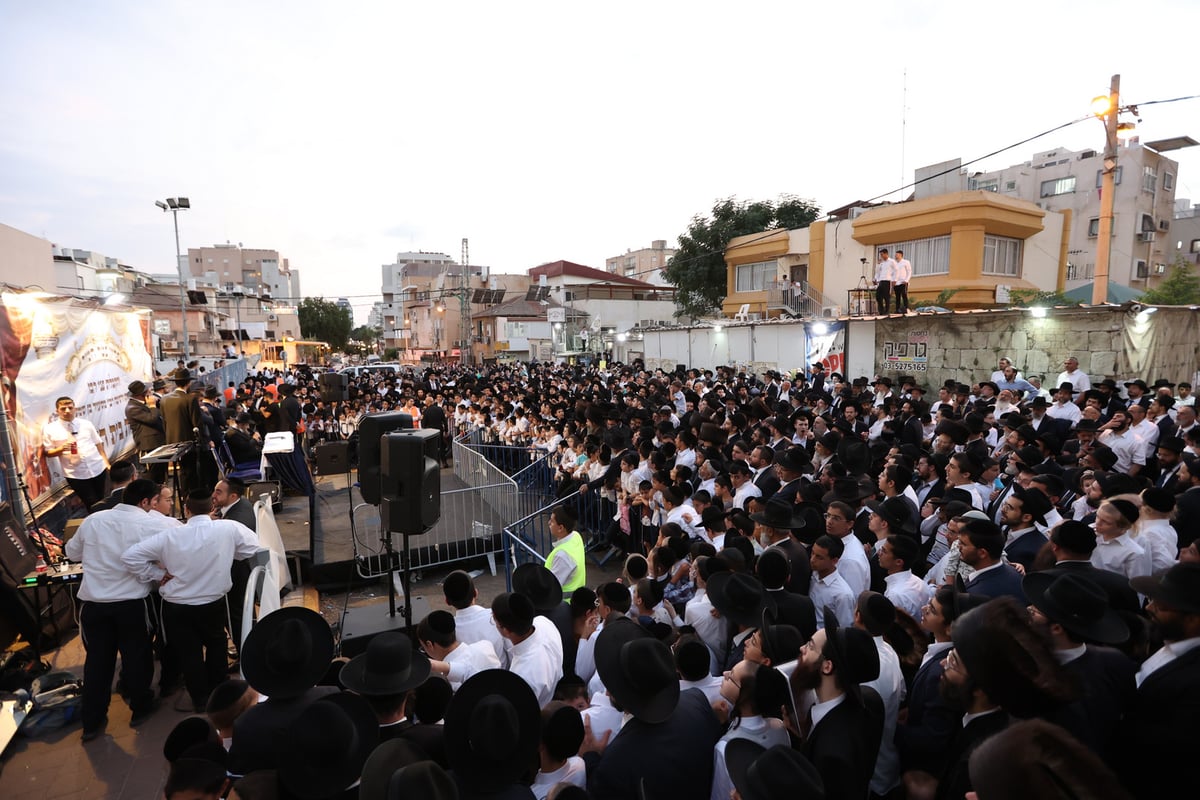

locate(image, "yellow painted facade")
[[722, 191, 1067, 316]]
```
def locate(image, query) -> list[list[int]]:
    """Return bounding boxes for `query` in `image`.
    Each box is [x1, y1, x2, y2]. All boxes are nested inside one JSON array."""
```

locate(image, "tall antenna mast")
[[900, 67, 907, 198], [460, 238, 471, 366]]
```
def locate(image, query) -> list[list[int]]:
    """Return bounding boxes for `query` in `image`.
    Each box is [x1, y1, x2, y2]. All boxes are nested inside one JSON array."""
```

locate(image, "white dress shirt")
[[508, 615, 564, 706], [1135, 519, 1179, 574], [454, 604, 507, 663], [883, 570, 931, 620], [443, 639, 502, 691], [866, 636, 906, 795], [122, 516, 260, 605], [834, 532, 871, 598], [810, 571, 856, 629], [711, 715, 791, 800], [1090, 532, 1152, 580], [66, 504, 173, 602], [684, 589, 729, 667]]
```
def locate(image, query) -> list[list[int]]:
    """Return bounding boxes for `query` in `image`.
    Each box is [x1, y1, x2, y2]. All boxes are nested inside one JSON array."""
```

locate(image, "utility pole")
[[1092, 74, 1120, 305], [460, 237, 472, 366]]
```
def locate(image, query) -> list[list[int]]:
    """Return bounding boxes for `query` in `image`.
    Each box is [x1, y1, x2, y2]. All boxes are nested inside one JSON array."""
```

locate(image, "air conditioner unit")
[[162, 339, 178, 350], [267, 314, 278, 322], [1139, 232, 1156, 242]]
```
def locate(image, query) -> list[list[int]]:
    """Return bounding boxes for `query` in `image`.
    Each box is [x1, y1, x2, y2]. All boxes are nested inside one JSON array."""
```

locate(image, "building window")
[[1136, 260, 1149, 279], [1005, 180, 1016, 191], [734, 260, 777, 292], [505, 321, 527, 338], [1190, 239, 1200, 254], [969, 178, 998, 192], [1094, 167, 1122, 187], [1088, 218, 1100, 237], [1142, 166, 1157, 194], [982, 235, 1022, 277], [882, 236, 951, 276], [1040, 176, 1076, 197], [1164, 173, 1175, 191]]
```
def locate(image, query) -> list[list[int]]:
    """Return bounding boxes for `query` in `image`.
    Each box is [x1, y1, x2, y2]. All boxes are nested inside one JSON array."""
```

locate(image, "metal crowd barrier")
[[501, 485, 617, 589], [350, 481, 514, 579]]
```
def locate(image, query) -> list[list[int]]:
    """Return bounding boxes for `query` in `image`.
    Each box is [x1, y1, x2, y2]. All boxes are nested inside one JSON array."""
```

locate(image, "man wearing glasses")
[[42, 396, 111, 510]]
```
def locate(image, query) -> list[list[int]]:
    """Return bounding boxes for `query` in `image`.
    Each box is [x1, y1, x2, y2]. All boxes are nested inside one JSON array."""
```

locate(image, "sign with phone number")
[[883, 331, 929, 372]]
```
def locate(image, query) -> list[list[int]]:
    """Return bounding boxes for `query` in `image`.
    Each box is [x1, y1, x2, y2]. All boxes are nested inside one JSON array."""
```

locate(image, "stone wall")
[[636, 305, 1200, 389]]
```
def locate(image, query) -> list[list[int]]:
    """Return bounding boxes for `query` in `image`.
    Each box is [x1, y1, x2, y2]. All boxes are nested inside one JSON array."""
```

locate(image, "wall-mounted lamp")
[[1029, 307, 1047, 319], [812, 322, 829, 335]]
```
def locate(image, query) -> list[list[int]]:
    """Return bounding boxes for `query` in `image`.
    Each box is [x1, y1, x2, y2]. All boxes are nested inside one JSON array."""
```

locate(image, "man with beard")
[[935, 597, 1075, 800], [789, 613, 883, 800], [1099, 412, 1142, 482], [1119, 564, 1200, 799], [1023, 572, 1136, 759]]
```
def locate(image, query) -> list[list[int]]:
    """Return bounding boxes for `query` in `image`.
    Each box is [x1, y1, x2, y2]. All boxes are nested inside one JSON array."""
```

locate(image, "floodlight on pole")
[[156, 196, 191, 359], [1092, 75, 1120, 305]]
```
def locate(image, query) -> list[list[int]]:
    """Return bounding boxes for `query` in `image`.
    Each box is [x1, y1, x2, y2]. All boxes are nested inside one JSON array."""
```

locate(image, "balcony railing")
[[765, 280, 839, 318]]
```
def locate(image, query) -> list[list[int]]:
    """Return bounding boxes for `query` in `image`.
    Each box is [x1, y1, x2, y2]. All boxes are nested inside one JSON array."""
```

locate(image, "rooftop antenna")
[[900, 67, 908, 198]]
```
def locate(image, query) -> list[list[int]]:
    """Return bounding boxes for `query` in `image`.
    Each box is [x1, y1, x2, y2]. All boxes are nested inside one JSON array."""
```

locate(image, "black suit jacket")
[[125, 398, 165, 453], [764, 588, 817, 640], [1173, 487, 1200, 548], [936, 710, 1011, 800], [584, 687, 722, 800], [223, 498, 258, 531], [1002, 528, 1045, 571], [228, 686, 340, 775], [1059, 645, 1136, 759], [1119, 645, 1200, 799], [160, 390, 202, 444], [961, 563, 1026, 604], [754, 469, 781, 502], [769, 538, 812, 596], [226, 428, 262, 464], [92, 488, 125, 513], [803, 687, 884, 800], [896, 647, 958, 774]]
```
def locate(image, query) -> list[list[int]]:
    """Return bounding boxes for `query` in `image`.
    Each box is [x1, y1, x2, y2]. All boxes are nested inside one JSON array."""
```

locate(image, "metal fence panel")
[[351, 483, 513, 578]]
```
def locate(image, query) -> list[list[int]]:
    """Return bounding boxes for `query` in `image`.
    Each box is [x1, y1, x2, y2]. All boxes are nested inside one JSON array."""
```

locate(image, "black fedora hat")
[[1072, 418, 1101, 433], [775, 446, 811, 473], [837, 436, 871, 476], [821, 476, 876, 507], [1131, 563, 1200, 614], [727, 740, 825, 800], [444, 669, 540, 793], [386, 762, 458, 800], [511, 562, 564, 612], [749, 497, 807, 530], [339, 631, 431, 696], [359, 739, 425, 800], [278, 692, 379, 800], [240, 607, 334, 698], [821, 610, 880, 705], [1023, 573, 1129, 645], [866, 497, 917, 536], [707, 571, 775, 629], [700, 506, 728, 530], [594, 618, 680, 724]]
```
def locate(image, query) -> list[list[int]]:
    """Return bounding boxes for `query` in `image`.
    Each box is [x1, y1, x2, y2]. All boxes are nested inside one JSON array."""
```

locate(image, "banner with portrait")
[[0, 294, 153, 505]]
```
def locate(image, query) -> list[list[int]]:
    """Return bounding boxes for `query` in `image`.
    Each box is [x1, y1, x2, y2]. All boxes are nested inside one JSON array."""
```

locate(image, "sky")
[[2, 1, 1199, 324]]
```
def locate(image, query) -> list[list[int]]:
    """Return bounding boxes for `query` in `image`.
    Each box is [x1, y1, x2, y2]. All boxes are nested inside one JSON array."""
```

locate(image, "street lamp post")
[[155, 197, 191, 359], [1092, 75, 1121, 305], [233, 286, 244, 357]]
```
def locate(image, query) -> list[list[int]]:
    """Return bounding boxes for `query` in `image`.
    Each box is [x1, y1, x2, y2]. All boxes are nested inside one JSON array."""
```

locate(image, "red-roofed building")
[[526, 260, 677, 361]]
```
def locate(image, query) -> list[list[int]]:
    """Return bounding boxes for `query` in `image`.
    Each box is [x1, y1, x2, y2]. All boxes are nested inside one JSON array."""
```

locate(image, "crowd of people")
[[54, 353, 1200, 799]]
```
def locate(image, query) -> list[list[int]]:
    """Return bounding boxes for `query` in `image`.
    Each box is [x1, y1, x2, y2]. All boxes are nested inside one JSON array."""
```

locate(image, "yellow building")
[[722, 191, 1070, 318]]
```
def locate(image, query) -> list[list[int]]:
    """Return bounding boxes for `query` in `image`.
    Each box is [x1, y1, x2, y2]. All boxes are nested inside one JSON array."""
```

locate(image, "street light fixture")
[[155, 197, 191, 359]]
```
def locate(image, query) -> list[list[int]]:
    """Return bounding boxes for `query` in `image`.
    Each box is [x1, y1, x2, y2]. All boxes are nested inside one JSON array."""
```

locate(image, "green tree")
[[1007, 289, 1079, 308], [346, 325, 383, 356], [1140, 257, 1200, 305], [663, 195, 821, 320], [298, 297, 352, 350]]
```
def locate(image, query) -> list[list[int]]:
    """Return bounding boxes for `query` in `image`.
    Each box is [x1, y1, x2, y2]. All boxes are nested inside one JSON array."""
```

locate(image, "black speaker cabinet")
[[319, 372, 348, 403], [380, 429, 441, 534], [315, 440, 350, 475], [357, 412, 415, 505]]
